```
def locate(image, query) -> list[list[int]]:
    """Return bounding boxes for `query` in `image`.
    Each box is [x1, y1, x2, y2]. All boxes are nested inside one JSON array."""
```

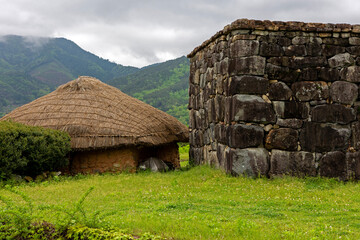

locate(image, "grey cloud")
[[0, 0, 360, 67]]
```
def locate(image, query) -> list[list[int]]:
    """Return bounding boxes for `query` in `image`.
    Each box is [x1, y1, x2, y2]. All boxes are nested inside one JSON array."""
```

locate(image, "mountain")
[[109, 56, 189, 124], [0, 35, 190, 124]]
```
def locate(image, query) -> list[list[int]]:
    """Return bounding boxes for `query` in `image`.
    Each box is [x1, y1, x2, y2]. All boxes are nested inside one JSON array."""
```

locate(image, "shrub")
[[0, 121, 71, 179]]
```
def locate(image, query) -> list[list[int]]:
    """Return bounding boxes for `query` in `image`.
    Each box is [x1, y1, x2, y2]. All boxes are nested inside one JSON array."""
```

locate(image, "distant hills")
[[0, 35, 189, 124]]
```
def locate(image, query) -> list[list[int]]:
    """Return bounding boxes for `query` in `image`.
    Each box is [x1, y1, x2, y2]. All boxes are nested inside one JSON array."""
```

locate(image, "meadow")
[[1, 165, 360, 239]]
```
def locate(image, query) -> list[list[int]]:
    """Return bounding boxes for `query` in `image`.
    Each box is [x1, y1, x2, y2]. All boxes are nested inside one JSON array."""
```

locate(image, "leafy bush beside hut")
[[0, 121, 71, 179]]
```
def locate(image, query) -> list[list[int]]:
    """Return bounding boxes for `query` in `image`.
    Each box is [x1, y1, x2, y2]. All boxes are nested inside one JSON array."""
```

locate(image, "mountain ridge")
[[0, 35, 189, 124]]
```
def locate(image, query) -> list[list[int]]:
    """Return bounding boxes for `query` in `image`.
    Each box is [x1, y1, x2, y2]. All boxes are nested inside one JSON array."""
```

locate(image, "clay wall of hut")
[[187, 19, 360, 180]]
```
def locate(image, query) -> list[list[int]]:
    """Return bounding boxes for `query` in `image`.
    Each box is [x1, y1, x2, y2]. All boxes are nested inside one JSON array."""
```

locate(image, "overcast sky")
[[1, 0, 360, 67]]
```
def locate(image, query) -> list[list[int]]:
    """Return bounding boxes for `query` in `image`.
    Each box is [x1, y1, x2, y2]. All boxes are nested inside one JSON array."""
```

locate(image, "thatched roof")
[[1, 76, 189, 150]]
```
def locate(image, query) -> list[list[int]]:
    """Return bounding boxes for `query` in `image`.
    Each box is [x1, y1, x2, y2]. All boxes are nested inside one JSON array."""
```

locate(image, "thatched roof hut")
[[1, 76, 188, 173]]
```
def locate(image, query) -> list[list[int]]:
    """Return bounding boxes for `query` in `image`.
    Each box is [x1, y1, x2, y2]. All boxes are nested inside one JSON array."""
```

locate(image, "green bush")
[[0, 121, 71, 179]]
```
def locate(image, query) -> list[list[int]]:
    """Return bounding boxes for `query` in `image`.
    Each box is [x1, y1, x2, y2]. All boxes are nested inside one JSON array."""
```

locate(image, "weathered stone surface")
[[273, 101, 309, 119], [291, 81, 329, 101], [228, 124, 264, 148], [206, 99, 215, 123], [322, 38, 349, 46], [347, 46, 360, 55], [231, 148, 269, 177], [276, 118, 303, 129], [269, 150, 318, 177], [229, 56, 266, 76], [349, 37, 360, 45], [322, 45, 345, 57], [266, 63, 299, 82], [351, 121, 360, 150], [224, 97, 233, 124], [299, 68, 317, 81], [330, 81, 358, 105], [227, 75, 269, 95], [268, 82, 292, 100], [328, 53, 354, 68], [230, 40, 259, 57], [260, 42, 283, 56], [346, 151, 360, 179], [311, 104, 356, 124], [300, 122, 351, 152], [318, 68, 339, 82], [307, 42, 322, 56], [285, 45, 307, 56], [285, 56, 327, 69], [214, 124, 228, 144], [189, 147, 204, 165], [232, 95, 276, 123], [214, 95, 225, 122], [292, 36, 309, 45], [265, 128, 298, 151], [340, 66, 360, 83], [189, 109, 196, 129], [217, 144, 231, 171], [319, 151, 347, 180]]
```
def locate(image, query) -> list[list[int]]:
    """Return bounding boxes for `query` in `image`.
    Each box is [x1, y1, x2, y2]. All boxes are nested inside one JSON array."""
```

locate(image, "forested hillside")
[[109, 56, 190, 124], [0, 35, 190, 124]]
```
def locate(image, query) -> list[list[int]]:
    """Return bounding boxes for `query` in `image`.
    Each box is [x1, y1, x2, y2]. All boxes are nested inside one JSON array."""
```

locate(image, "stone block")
[[206, 99, 216, 123], [351, 121, 360, 150], [189, 110, 196, 129], [291, 81, 329, 101], [227, 75, 269, 95], [322, 38, 349, 46], [229, 56, 266, 76], [346, 151, 360, 179], [306, 42, 322, 56], [215, 95, 225, 122], [349, 37, 360, 45], [330, 81, 358, 105], [285, 56, 327, 69], [231, 148, 269, 177], [340, 66, 360, 83], [268, 82, 292, 100], [269, 150, 318, 177], [319, 151, 347, 180], [347, 46, 360, 55], [276, 118, 303, 129], [322, 45, 345, 57], [284, 45, 307, 56], [228, 124, 264, 148], [299, 68, 318, 81], [292, 36, 309, 45], [328, 53, 354, 68], [217, 144, 229, 171], [232, 94, 276, 123], [189, 147, 203, 165], [224, 97, 233, 124], [272, 101, 310, 119], [265, 63, 299, 82], [214, 124, 228, 144], [229, 40, 259, 57], [265, 128, 299, 151], [259, 42, 283, 56], [299, 122, 351, 152], [311, 104, 356, 124], [318, 68, 340, 82]]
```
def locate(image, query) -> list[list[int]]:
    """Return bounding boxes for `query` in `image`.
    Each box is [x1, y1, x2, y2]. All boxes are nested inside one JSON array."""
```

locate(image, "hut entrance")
[[138, 142, 180, 170]]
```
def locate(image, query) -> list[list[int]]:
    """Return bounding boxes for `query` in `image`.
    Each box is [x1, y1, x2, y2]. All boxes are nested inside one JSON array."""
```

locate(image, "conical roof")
[[1, 76, 189, 150]]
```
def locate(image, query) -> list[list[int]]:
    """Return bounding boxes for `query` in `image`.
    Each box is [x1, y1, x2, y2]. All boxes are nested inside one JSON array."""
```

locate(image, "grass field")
[[1, 165, 360, 239]]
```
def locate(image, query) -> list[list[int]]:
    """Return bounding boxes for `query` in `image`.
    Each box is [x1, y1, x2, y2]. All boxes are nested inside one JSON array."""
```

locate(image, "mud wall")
[[187, 19, 360, 180]]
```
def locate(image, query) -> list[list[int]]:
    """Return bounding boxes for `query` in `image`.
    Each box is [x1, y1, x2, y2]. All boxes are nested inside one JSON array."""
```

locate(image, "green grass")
[[179, 143, 189, 168], [1, 166, 360, 239]]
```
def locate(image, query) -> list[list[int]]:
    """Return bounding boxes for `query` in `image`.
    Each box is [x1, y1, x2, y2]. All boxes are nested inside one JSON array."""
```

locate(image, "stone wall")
[[187, 19, 360, 180]]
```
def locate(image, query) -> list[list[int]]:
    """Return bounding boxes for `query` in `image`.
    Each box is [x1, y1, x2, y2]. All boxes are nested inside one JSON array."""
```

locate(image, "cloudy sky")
[[1, 0, 360, 67]]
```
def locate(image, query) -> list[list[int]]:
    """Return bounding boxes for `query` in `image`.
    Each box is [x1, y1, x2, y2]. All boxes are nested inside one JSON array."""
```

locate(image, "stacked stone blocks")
[[187, 19, 360, 180]]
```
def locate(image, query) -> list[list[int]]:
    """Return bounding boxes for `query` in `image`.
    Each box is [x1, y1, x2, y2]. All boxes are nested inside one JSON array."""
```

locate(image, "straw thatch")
[[1, 76, 189, 150]]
